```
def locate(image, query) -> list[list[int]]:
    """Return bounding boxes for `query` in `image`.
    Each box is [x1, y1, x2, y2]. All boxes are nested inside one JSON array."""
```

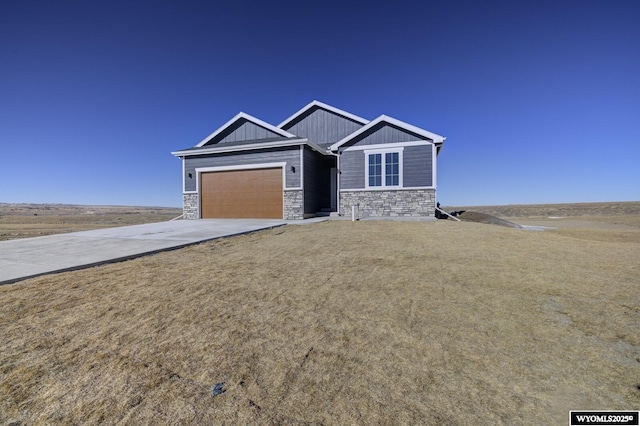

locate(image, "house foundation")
[[339, 189, 436, 218], [183, 194, 199, 219], [284, 189, 304, 220]]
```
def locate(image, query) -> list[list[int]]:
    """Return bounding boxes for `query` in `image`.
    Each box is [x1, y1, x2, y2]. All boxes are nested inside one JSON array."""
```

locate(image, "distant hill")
[[441, 201, 640, 218]]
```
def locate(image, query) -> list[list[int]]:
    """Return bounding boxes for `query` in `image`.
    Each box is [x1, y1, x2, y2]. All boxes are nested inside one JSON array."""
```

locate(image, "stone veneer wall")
[[183, 193, 199, 219], [284, 190, 304, 220], [339, 189, 436, 218]]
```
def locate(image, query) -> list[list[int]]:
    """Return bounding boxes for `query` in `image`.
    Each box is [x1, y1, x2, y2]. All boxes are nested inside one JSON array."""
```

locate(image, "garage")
[[200, 168, 283, 219]]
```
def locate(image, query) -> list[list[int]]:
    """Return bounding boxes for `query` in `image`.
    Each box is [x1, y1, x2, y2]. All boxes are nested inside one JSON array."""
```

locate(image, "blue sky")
[[1, 0, 638, 207]]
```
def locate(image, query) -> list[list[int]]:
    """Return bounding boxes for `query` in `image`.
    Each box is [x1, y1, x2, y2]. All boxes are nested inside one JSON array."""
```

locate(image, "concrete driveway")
[[0, 219, 286, 285]]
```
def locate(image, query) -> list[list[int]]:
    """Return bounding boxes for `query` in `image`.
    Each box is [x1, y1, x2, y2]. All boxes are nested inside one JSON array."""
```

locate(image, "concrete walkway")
[[0, 219, 288, 285]]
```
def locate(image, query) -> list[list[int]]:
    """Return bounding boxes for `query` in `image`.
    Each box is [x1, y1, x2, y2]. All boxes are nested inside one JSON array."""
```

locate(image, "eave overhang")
[[172, 138, 330, 157]]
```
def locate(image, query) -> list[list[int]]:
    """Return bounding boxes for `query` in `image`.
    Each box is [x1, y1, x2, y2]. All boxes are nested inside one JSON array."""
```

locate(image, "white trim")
[[329, 114, 446, 151], [196, 162, 288, 219], [195, 162, 287, 194], [172, 138, 328, 157], [336, 152, 341, 213], [299, 145, 304, 192], [181, 157, 186, 193], [278, 100, 369, 129], [340, 186, 435, 192], [196, 163, 286, 173], [194, 112, 296, 148], [432, 139, 437, 190], [341, 140, 432, 152], [184, 191, 197, 194], [283, 187, 303, 191], [364, 147, 404, 189]]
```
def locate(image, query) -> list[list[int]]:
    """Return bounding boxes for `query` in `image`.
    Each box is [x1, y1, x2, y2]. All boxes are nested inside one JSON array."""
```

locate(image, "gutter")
[[326, 149, 341, 215], [171, 138, 329, 157]]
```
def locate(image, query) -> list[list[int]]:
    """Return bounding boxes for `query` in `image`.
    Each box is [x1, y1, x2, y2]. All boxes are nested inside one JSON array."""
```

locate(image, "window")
[[366, 149, 402, 188], [385, 152, 399, 186], [368, 153, 382, 186]]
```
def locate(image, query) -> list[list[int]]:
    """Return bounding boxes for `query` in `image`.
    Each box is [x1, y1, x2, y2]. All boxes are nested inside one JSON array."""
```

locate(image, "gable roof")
[[278, 100, 369, 129], [328, 114, 446, 151], [195, 112, 296, 148]]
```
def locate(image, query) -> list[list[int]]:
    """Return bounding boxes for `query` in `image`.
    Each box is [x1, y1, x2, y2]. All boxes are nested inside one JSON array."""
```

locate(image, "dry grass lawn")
[[1, 210, 639, 424]]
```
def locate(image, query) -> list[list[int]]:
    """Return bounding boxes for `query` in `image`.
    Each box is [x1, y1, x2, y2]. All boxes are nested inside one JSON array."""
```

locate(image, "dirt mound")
[[457, 211, 522, 228]]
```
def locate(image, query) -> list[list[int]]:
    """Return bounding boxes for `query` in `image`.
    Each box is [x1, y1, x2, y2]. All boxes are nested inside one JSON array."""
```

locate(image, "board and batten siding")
[[184, 147, 301, 192], [340, 144, 433, 189], [205, 119, 282, 145], [283, 107, 365, 147], [339, 150, 365, 189], [404, 144, 433, 187], [344, 123, 431, 147]]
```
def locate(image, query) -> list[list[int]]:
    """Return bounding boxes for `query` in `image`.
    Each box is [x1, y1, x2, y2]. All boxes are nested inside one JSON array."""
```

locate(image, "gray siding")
[[339, 144, 433, 190], [404, 145, 433, 187], [204, 119, 281, 145], [184, 147, 301, 192], [283, 107, 365, 147], [303, 147, 335, 214], [344, 123, 430, 147], [339, 150, 365, 189]]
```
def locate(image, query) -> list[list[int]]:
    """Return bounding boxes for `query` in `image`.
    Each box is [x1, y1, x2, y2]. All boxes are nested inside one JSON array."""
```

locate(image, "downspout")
[[433, 142, 437, 207], [181, 156, 186, 217], [434, 139, 444, 212], [328, 149, 340, 214], [337, 151, 341, 214]]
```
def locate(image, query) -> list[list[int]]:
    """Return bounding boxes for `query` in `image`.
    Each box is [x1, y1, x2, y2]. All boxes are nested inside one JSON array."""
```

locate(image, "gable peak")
[[278, 100, 369, 129], [195, 111, 295, 148]]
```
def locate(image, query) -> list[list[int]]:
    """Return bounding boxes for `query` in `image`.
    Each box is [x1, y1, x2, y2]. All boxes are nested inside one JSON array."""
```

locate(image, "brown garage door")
[[200, 168, 283, 219]]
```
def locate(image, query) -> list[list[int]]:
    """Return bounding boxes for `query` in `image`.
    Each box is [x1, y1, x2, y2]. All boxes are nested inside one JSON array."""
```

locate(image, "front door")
[[330, 167, 337, 211]]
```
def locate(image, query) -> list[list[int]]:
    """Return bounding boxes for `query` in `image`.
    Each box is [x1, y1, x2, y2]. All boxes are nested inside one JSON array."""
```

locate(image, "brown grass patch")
[[1, 217, 639, 424]]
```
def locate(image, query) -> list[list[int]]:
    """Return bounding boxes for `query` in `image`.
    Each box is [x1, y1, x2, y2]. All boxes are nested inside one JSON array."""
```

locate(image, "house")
[[171, 101, 445, 220]]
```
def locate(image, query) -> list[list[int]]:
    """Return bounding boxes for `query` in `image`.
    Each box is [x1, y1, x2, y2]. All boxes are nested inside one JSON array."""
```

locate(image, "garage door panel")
[[201, 168, 283, 219]]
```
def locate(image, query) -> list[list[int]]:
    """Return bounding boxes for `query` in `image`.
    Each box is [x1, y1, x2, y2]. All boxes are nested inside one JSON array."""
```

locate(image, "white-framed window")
[[365, 148, 403, 188]]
